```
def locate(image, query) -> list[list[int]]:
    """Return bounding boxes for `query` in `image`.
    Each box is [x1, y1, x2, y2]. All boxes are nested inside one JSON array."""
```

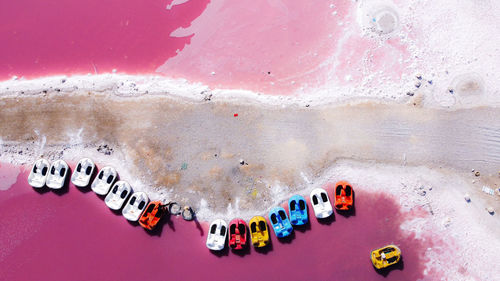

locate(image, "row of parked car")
[[27, 158, 184, 230], [28, 158, 401, 269], [206, 182, 354, 251]]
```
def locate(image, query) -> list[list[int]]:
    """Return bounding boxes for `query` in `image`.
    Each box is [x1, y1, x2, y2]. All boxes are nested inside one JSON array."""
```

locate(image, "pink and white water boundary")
[[3, 0, 498, 104]]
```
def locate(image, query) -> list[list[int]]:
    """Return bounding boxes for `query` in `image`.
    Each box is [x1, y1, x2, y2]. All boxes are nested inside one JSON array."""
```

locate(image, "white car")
[[105, 181, 132, 210], [310, 188, 333, 219], [70, 158, 95, 187], [91, 166, 117, 195], [206, 219, 228, 251], [28, 159, 50, 188], [122, 192, 149, 221], [46, 160, 69, 189]]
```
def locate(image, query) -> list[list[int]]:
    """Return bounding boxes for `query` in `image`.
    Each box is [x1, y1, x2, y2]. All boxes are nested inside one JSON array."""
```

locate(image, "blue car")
[[288, 195, 308, 226], [269, 207, 293, 238]]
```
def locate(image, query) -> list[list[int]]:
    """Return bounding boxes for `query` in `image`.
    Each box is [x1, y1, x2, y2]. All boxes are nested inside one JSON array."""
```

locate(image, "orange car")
[[334, 181, 354, 210], [139, 201, 167, 230]]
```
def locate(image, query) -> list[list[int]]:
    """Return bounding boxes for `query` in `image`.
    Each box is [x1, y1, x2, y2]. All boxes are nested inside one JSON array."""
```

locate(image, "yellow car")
[[249, 216, 270, 248], [370, 245, 401, 269]]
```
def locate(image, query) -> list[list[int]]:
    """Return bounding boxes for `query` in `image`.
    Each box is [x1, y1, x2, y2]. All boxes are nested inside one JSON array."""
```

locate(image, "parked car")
[[249, 216, 270, 247], [46, 160, 69, 189], [371, 245, 402, 269], [228, 219, 248, 250], [139, 201, 167, 230], [310, 188, 333, 218], [70, 158, 95, 187], [104, 181, 131, 210], [269, 207, 293, 238], [91, 166, 117, 195], [206, 219, 228, 251], [28, 159, 50, 188], [334, 181, 354, 211], [122, 192, 149, 221], [288, 195, 308, 225]]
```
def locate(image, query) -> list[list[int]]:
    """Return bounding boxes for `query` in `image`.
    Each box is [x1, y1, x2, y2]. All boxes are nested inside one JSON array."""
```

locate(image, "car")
[[334, 181, 354, 211], [122, 192, 149, 221], [91, 166, 117, 195], [70, 158, 95, 187], [288, 195, 308, 225], [371, 245, 402, 269], [228, 219, 248, 250], [249, 216, 270, 248], [269, 207, 293, 238], [46, 160, 69, 189], [206, 219, 228, 251], [310, 188, 333, 219], [28, 159, 50, 188], [139, 201, 167, 230], [104, 181, 131, 210]]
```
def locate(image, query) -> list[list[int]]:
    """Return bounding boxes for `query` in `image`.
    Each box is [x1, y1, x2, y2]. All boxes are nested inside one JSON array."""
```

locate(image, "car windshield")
[[129, 196, 136, 205], [154, 210, 162, 218], [346, 185, 352, 196], [259, 221, 266, 231], [321, 192, 328, 202], [387, 256, 398, 263], [336, 185, 342, 195], [145, 203, 155, 214], [382, 247, 394, 254], [138, 201, 146, 209], [250, 222, 257, 232], [154, 206, 163, 217], [238, 224, 245, 235], [312, 195, 318, 205], [270, 214, 277, 224], [279, 210, 286, 220], [120, 190, 128, 199], [299, 200, 306, 210]]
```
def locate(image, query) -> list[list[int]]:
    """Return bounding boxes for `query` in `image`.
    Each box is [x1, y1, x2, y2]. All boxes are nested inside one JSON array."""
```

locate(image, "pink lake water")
[[0, 0, 410, 94], [0, 163, 441, 280], [0, 0, 210, 79]]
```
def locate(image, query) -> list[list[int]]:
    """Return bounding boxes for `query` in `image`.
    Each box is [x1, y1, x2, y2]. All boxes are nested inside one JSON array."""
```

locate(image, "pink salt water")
[[0, 163, 439, 280], [0, 0, 210, 79], [0, 0, 410, 95]]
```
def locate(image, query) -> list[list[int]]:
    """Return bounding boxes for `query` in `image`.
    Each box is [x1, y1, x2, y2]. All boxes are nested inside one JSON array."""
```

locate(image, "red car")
[[334, 181, 354, 211], [228, 219, 248, 250], [139, 201, 167, 230]]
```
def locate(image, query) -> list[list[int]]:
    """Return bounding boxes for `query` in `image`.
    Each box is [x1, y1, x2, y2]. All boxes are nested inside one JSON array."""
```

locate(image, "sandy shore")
[[0, 73, 498, 279], [0, 80, 499, 279], [1, 84, 499, 214]]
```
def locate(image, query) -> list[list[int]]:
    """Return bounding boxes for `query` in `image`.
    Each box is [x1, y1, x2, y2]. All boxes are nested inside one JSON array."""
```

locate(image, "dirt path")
[[1, 93, 499, 213]]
